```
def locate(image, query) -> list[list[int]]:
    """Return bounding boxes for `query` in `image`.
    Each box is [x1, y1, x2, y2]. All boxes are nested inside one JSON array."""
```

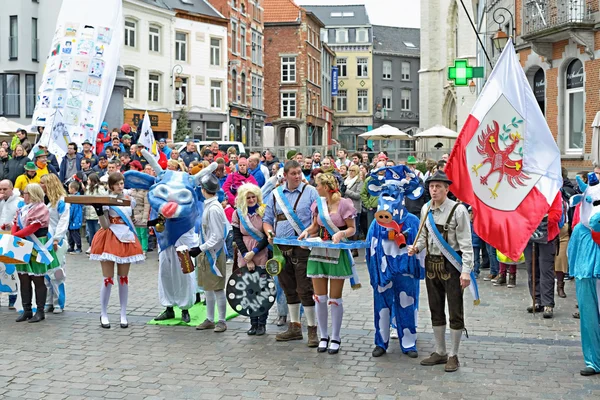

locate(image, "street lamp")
[[492, 7, 515, 52], [469, 80, 477, 94], [171, 64, 183, 88]]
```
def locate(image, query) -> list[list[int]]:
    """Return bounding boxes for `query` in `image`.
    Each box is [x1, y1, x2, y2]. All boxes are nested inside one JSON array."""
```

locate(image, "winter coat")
[[84, 186, 107, 220], [343, 178, 364, 214], [222, 172, 258, 206], [7, 155, 29, 184], [0, 156, 9, 181], [360, 176, 379, 211], [180, 149, 200, 167], [19, 137, 32, 155], [95, 131, 111, 155], [68, 198, 83, 230], [130, 188, 150, 227], [248, 166, 265, 187], [59, 153, 83, 182], [0, 188, 21, 229], [47, 153, 60, 173]]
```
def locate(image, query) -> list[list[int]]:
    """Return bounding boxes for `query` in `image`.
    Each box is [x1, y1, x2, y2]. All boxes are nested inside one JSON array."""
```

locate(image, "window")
[[231, 70, 238, 102], [32, 18, 38, 61], [240, 26, 246, 58], [149, 25, 160, 52], [336, 29, 348, 43], [321, 28, 328, 44], [382, 88, 392, 110], [403, 42, 416, 48], [241, 2, 246, 14], [0, 74, 20, 116], [566, 59, 584, 152], [281, 56, 296, 83], [240, 73, 246, 104], [176, 77, 188, 107], [251, 30, 263, 66], [26, 75, 35, 117], [337, 58, 347, 78], [175, 32, 187, 61], [124, 69, 136, 99], [206, 122, 222, 139], [211, 81, 222, 108], [231, 21, 238, 54], [281, 92, 296, 118], [357, 58, 368, 77], [337, 89, 347, 112], [252, 75, 263, 110], [125, 19, 136, 48], [382, 60, 392, 79], [357, 89, 368, 112], [307, 57, 311, 83], [356, 28, 368, 43], [148, 73, 160, 102], [401, 62, 410, 80], [401, 89, 411, 110], [9, 16, 18, 59], [210, 38, 221, 66]]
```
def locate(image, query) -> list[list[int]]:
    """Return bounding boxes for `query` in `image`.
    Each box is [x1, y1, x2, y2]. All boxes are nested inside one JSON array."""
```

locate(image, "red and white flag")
[[446, 40, 562, 260]]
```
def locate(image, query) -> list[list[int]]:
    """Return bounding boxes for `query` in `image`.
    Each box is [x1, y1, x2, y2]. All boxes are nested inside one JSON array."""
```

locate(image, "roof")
[[264, 0, 301, 23], [301, 4, 370, 26], [372, 25, 420, 57], [153, 0, 224, 19]]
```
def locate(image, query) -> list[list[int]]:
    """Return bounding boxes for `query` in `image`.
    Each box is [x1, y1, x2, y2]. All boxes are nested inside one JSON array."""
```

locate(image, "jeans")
[[86, 220, 100, 245], [485, 242, 499, 276], [367, 209, 376, 231], [273, 275, 288, 317], [473, 246, 481, 276], [225, 230, 234, 260]]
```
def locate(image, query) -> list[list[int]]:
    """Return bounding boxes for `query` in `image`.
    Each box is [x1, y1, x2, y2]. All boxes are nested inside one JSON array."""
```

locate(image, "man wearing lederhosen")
[[408, 171, 473, 372], [263, 160, 320, 347]]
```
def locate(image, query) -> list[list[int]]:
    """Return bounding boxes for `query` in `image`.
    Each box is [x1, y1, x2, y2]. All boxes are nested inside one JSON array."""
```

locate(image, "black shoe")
[[16, 308, 33, 322], [317, 337, 330, 353], [181, 310, 191, 324], [195, 293, 202, 304], [543, 306, 554, 319], [100, 316, 110, 329], [247, 325, 258, 335], [372, 346, 386, 357], [155, 307, 175, 321], [580, 367, 600, 376], [328, 339, 341, 354], [256, 325, 266, 336], [28, 310, 45, 323], [120, 322, 128, 329], [406, 350, 419, 358], [527, 304, 543, 313]]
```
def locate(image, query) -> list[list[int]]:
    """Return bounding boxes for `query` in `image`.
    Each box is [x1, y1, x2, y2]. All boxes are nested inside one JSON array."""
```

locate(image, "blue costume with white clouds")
[[568, 173, 600, 374], [366, 165, 425, 354]]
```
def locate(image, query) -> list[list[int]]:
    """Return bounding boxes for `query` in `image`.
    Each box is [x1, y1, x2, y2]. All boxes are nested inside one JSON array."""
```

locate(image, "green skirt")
[[16, 236, 60, 276], [307, 249, 353, 280]]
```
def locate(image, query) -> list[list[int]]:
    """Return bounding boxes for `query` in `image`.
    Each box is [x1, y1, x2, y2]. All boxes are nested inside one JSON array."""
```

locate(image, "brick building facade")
[[512, 0, 599, 170], [263, 0, 327, 148], [206, 0, 266, 148]]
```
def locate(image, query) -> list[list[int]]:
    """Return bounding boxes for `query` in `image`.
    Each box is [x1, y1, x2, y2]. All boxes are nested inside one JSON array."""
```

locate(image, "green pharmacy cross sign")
[[448, 59, 484, 86]]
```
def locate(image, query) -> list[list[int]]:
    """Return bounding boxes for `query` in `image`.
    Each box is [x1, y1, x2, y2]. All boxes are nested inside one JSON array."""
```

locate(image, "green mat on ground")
[[147, 302, 238, 326]]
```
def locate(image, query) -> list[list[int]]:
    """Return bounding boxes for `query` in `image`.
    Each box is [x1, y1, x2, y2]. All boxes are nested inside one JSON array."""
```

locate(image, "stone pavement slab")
[[0, 250, 598, 399]]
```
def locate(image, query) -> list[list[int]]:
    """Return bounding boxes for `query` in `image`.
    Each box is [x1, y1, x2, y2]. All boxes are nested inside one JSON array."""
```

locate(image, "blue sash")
[[315, 196, 361, 289], [109, 206, 136, 234], [274, 237, 368, 249], [199, 227, 228, 277], [274, 185, 306, 235], [237, 209, 264, 242], [427, 211, 480, 305], [17, 210, 53, 265], [157, 213, 196, 253]]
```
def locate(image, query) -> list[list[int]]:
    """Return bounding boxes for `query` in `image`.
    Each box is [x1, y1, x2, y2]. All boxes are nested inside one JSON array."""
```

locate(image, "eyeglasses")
[[23, 192, 29, 195]]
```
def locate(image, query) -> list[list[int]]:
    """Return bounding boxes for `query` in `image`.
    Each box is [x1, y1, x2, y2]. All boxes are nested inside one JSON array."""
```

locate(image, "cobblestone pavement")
[[0, 250, 599, 400]]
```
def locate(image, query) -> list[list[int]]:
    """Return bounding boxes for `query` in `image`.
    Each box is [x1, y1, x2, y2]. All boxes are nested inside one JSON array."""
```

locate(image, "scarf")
[[248, 204, 259, 215], [344, 175, 358, 189]]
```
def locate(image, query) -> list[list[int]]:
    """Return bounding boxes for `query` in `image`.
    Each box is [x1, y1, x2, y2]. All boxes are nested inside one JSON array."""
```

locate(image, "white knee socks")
[[215, 290, 227, 323], [433, 325, 447, 356], [118, 276, 128, 325], [100, 277, 113, 325], [329, 298, 343, 351], [288, 303, 301, 323], [205, 290, 216, 322], [449, 329, 462, 357], [304, 305, 316, 327], [314, 295, 329, 339]]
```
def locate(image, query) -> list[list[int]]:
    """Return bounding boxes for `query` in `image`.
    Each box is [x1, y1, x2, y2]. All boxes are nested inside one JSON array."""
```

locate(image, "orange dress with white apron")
[[90, 196, 144, 264]]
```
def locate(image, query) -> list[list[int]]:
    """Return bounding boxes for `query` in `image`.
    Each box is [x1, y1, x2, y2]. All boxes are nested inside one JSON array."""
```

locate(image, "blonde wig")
[[40, 173, 67, 207], [25, 183, 45, 204], [235, 183, 264, 216], [316, 173, 341, 203]]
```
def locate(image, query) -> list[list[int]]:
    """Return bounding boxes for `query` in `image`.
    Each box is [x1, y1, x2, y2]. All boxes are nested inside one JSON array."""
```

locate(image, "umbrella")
[[592, 111, 600, 166], [358, 124, 414, 140], [414, 125, 458, 139], [0, 117, 26, 134]]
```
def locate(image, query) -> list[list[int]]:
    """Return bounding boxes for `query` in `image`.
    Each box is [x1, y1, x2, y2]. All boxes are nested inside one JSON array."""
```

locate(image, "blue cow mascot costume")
[[125, 149, 218, 324], [568, 172, 600, 376], [366, 165, 425, 358]]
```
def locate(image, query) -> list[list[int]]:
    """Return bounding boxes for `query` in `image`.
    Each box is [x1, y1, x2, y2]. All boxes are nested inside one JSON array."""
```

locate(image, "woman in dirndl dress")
[[231, 183, 270, 336], [90, 172, 144, 329], [13, 183, 61, 323], [298, 173, 357, 354]]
